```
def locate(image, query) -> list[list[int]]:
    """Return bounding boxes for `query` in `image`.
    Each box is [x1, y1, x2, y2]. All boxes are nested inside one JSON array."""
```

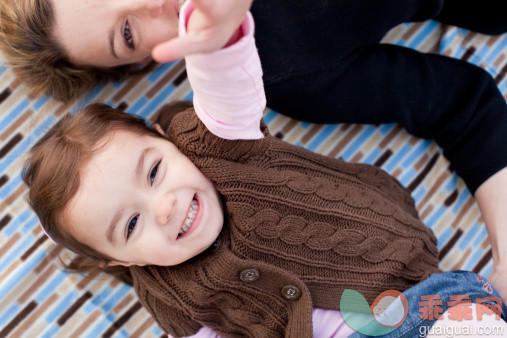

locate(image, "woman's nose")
[[155, 193, 176, 225]]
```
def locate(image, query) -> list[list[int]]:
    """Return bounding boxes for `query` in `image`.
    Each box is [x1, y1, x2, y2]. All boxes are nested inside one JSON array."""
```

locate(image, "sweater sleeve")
[[180, 1, 266, 140]]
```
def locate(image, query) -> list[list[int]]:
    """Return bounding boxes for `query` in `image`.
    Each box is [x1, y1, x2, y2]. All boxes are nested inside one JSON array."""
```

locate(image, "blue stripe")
[[0, 251, 47, 298], [139, 85, 179, 120], [384, 144, 412, 172], [408, 21, 439, 49], [45, 291, 79, 322], [41, 324, 60, 338], [0, 172, 23, 200], [0, 236, 35, 275], [101, 284, 131, 312], [459, 223, 481, 251], [363, 148, 381, 165], [401, 139, 432, 167], [0, 100, 30, 129], [0, 303, 20, 328], [342, 126, 376, 160], [426, 206, 446, 229], [35, 271, 69, 303], [21, 214, 42, 233], [3, 209, 32, 237], [412, 186, 426, 205], [437, 227, 453, 250], [306, 124, 340, 152], [148, 62, 175, 82], [0, 116, 56, 174]]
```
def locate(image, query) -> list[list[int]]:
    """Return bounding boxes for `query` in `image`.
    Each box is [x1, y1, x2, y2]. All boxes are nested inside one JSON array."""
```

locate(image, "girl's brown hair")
[[23, 103, 168, 273], [0, 0, 139, 102]]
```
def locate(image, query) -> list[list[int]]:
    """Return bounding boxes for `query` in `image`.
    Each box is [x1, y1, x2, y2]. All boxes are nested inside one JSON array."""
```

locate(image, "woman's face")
[[51, 0, 181, 67]]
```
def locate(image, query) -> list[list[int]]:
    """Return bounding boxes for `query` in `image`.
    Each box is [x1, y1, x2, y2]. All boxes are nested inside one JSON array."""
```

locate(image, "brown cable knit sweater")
[[130, 109, 440, 337]]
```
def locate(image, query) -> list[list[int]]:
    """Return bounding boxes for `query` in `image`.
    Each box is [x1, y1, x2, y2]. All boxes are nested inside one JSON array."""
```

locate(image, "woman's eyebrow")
[[109, 28, 119, 59]]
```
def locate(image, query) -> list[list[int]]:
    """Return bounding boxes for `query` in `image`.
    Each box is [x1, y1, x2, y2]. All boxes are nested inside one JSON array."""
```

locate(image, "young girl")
[[22, 3, 506, 337], [1, 0, 506, 299]]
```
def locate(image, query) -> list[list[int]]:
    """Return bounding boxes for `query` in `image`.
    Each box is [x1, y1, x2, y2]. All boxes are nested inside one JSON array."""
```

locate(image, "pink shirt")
[[178, 2, 356, 337]]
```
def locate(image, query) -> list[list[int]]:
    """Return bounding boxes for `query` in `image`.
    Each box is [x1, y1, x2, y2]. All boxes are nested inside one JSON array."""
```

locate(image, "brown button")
[[239, 269, 259, 282], [281, 285, 301, 300]]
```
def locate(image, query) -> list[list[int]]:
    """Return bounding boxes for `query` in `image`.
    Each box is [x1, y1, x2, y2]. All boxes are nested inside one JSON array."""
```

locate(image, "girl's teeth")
[[179, 198, 198, 236]]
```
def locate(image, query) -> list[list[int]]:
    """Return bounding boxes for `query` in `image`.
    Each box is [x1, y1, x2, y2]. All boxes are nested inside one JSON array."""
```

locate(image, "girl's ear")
[[153, 123, 167, 137]]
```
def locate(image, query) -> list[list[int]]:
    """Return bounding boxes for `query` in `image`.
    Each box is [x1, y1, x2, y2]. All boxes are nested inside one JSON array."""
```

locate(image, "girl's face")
[[51, 0, 180, 67], [64, 129, 224, 266]]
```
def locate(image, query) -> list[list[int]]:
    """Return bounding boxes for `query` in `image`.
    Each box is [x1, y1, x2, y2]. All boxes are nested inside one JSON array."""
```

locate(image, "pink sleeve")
[[179, 1, 266, 140], [173, 308, 356, 338]]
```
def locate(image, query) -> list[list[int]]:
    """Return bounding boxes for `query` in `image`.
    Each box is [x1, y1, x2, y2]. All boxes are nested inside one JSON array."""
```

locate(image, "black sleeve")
[[263, 44, 507, 194]]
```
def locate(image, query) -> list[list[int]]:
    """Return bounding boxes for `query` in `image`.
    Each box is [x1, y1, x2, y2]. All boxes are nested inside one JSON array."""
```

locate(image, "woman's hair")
[[0, 0, 138, 102], [23, 103, 167, 272]]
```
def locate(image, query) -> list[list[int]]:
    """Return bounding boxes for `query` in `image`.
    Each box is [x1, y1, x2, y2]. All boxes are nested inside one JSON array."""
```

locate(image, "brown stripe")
[[76, 268, 101, 289], [373, 149, 392, 167], [0, 133, 23, 159], [0, 214, 12, 231], [112, 73, 147, 102], [419, 204, 434, 220], [172, 69, 188, 87], [146, 60, 186, 99], [0, 300, 38, 337], [0, 184, 27, 213], [102, 302, 142, 338], [54, 105, 70, 118], [68, 310, 102, 337], [391, 168, 402, 179], [301, 124, 324, 144], [350, 152, 363, 163], [112, 294, 134, 314], [416, 170, 449, 210], [438, 229, 463, 260], [379, 124, 403, 149], [407, 152, 439, 192], [472, 249, 492, 274], [328, 125, 363, 158], [57, 291, 93, 326], [0, 232, 20, 257], [116, 102, 129, 111], [494, 54, 505, 68], [0, 87, 11, 104], [21, 236, 48, 261], [34, 246, 63, 274], [401, 22, 424, 40], [0, 109, 32, 142], [274, 131, 284, 139], [485, 34, 501, 47], [494, 63, 507, 84], [0, 175, 7, 188], [131, 317, 156, 338], [10, 294, 58, 337], [0, 260, 20, 284], [450, 197, 475, 229], [19, 265, 57, 303], [451, 248, 472, 270], [460, 46, 476, 62], [281, 119, 299, 135], [443, 189, 458, 207]]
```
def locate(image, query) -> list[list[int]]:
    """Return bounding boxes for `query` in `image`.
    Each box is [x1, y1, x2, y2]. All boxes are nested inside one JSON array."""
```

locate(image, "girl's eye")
[[126, 215, 138, 240], [123, 20, 134, 50], [150, 160, 161, 186]]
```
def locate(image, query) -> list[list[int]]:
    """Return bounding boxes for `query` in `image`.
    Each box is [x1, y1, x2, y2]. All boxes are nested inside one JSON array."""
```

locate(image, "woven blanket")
[[0, 21, 506, 337]]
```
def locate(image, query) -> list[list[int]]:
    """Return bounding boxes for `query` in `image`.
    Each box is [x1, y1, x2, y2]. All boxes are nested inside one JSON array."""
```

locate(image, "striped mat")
[[1, 20, 506, 337]]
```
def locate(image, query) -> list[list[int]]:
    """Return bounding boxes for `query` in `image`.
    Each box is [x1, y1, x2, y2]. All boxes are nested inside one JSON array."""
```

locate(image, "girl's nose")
[[155, 192, 176, 225], [145, 0, 165, 17]]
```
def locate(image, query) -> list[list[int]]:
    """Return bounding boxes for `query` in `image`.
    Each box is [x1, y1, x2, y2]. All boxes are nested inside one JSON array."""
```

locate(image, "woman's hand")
[[152, 0, 252, 63]]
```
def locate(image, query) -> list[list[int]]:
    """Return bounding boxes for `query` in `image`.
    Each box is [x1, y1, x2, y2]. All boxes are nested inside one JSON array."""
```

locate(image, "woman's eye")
[[126, 215, 138, 240], [123, 20, 134, 50], [150, 161, 161, 185]]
